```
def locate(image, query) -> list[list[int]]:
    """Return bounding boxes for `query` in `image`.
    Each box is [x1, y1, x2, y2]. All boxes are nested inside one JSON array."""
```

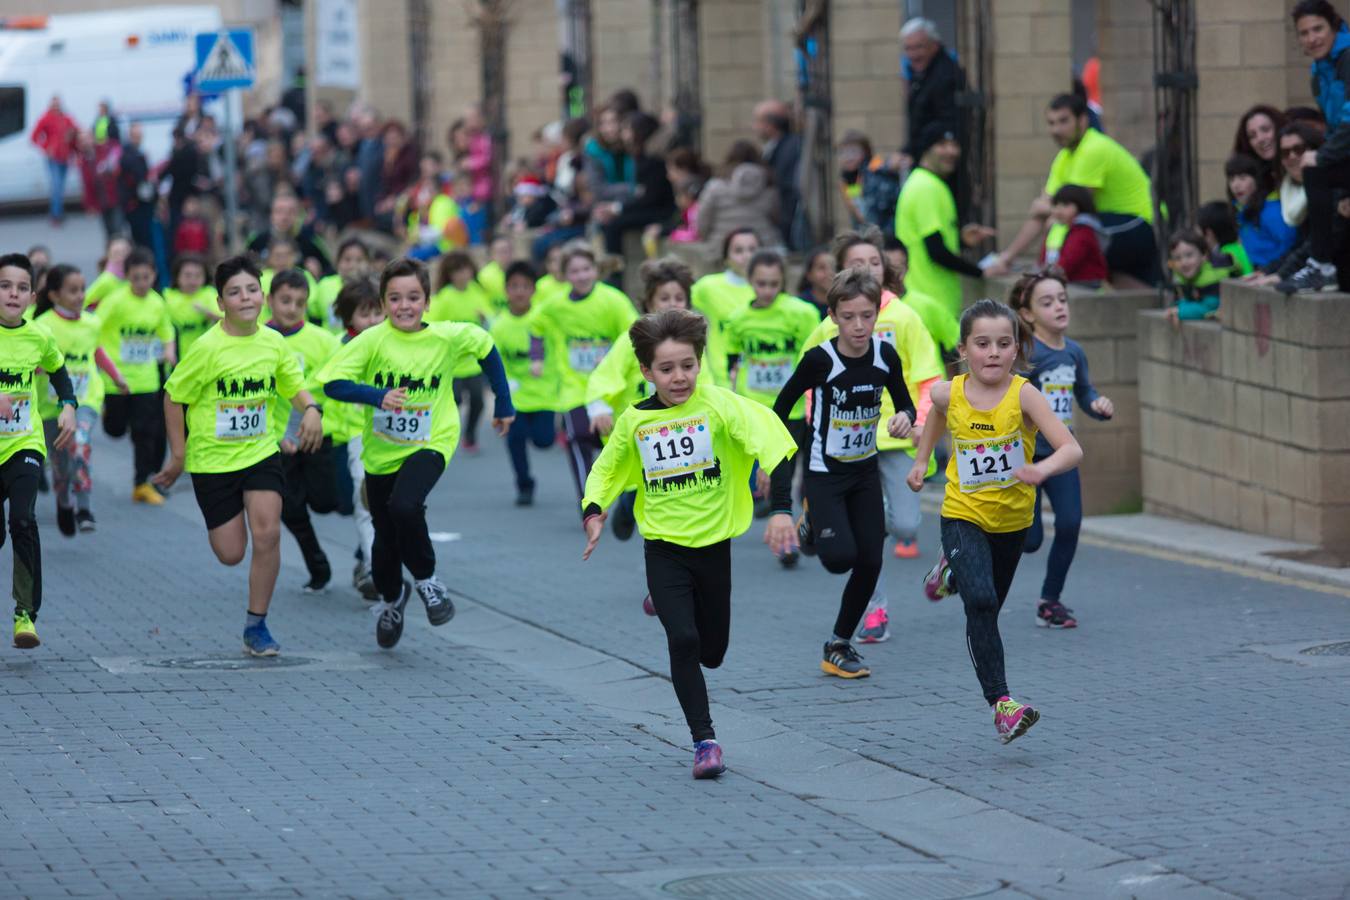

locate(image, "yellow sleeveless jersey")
[[941, 374, 1037, 533]]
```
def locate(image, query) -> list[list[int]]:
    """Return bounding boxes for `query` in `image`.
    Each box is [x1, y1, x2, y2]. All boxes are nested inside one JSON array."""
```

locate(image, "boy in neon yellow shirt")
[[311, 237, 371, 333], [155, 255, 325, 657], [164, 254, 220, 360]]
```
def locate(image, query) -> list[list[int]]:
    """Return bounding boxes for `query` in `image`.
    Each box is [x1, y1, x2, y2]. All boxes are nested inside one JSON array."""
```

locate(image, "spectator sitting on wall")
[[1233, 104, 1286, 188], [663, 147, 710, 244], [1042, 184, 1108, 286], [696, 139, 779, 253], [1226, 153, 1298, 270], [1246, 123, 1331, 287], [837, 129, 902, 231], [1165, 229, 1222, 326], [594, 110, 675, 278], [986, 92, 1159, 287], [1196, 200, 1254, 279], [247, 192, 333, 275], [583, 104, 635, 201], [751, 99, 803, 248]]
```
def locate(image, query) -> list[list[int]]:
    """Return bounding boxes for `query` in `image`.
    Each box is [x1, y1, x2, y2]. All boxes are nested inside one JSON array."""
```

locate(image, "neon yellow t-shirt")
[[490, 308, 559, 414], [1044, 127, 1154, 249], [163, 325, 304, 474], [531, 284, 638, 410], [310, 274, 347, 333], [428, 282, 493, 377], [97, 286, 174, 394], [164, 286, 220, 359], [0, 319, 65, 465], [268, 323, 340, 441], [582, 383, 797, 548], [35, 309, 105, 418], [478, 261, 508, 319], [535, 274, 569, 305], [725, 294, 820, 415], [317, 320, 495, 475], [803, 292, 944, 454], [690, 272, 752, 388], [83, 270, 126, 310], [896, 166, 961, 318]]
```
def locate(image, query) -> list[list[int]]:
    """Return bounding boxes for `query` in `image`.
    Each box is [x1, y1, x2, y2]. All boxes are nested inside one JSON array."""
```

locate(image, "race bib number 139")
[[374, 404, 432, 443]]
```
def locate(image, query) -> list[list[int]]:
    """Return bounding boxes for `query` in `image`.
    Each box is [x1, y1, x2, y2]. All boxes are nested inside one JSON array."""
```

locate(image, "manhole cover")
[[1299, 642, 1350, 657], [143, 656, 316, 670], [660, 870, 1000, 899]]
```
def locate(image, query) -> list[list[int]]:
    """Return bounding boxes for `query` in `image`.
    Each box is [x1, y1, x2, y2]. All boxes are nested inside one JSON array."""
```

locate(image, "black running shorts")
[[190, 452, 285, 530]]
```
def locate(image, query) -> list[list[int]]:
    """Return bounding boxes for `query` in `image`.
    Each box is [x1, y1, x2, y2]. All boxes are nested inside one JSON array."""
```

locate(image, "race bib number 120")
[[637, 415, 715, 481], [1042, 383, 1073, 424], [955, 432, 1026, 492]]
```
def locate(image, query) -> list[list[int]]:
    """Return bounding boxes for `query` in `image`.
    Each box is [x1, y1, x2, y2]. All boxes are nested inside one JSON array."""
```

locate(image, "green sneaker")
[[13, 611, 40, 649]]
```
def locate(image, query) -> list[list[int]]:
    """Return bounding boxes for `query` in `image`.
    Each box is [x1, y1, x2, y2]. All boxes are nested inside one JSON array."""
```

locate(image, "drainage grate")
[[1299, 642, 1350, 657], [91, 652, 379, 674], [141, 656, 316, 670], [660, 870, 1000, 899]]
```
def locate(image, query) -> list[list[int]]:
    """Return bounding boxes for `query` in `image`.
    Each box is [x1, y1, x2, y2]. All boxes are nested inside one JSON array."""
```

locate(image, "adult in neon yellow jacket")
[[580, 308, 797, 779]]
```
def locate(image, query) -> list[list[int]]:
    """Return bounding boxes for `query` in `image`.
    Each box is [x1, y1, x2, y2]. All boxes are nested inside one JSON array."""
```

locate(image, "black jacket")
[[765, 132, 802, 244], [905, 48, 967, 156]]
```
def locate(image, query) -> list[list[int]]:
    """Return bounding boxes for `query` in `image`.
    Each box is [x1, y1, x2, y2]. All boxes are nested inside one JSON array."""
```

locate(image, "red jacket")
[[31, 109, 78, 165], [1044, 220, 1108, 284], [76, 141, 121, 212]]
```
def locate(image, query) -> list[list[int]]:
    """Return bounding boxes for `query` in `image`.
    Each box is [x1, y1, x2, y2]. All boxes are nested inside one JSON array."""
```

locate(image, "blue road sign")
[[194, 29, 255, 93]]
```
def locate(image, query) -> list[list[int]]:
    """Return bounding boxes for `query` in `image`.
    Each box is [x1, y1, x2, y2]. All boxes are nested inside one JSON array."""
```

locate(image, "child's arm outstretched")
[[906, 380, 951, 491], [153, 396, 187, 490], [1016, 383, 1083, 485]]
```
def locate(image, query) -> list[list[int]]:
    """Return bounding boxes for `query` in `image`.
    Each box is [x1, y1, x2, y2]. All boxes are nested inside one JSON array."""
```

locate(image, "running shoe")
[[242, 620, 280, 657], [515, 488, 534, 507], [692, 740, 726, 779], [56, 505, 76, 537], [374, 581, 411, 648], [415, 576, 455, 626], [302, 565, 332, 594], [75, 510, 96, 533], [612, 496, 636, 541], [923, 554, 956, 601], [353, 565, 379, 602], [642, 594, 657, 616], [1036, 600, 1077, 629], [856, 606, 890, 643], [779, 549, 799, 568], [13, 611, 39, 649], [1277, 260, 1337, 294], [132, 483, 164, 506], [894, 539, 920, 559], [992, 696, 1040, 744], [821, 640, 870, 679], [796, 501, 816, 557]]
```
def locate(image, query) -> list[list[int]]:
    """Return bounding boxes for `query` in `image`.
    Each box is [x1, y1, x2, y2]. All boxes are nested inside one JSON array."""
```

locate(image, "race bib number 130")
[[637, 415, 714, 481], [955, 432, 1025, 492], [215, 400, 267, 441]]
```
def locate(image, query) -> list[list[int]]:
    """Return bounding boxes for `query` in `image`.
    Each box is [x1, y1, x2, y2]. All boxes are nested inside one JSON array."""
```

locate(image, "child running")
[[312, 237, 371, 333], [428, 250, 493, 453], [98, 248, 175, 504], [690, 227, 759, 387], [153, 255, 325, 656], [906, 299, 1082, 743], [532, 243, 637, 506], [83, 235, 130, 310], [582, 308, 797, 779], [318, 258, 515, 649], [764, 269, 915, 679], [33, 264, 129, 535], [328, 278, 385, 600], [267, 268, 341, 593], [1008, 269, 1113, 628], [489, 261, 558, 506], [164, 253, 220, 360], [477, 235, 514, 318], [0, 253, 78, 649]]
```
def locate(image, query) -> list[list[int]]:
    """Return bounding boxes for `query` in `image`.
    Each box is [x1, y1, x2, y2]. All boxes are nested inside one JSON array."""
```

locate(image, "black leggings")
[[1302, 161, 1350, 289], [1, 450, 43, 618], [281, 438, 338, 579], [365, 450, 445, 602], [804, 466, 885, 640], [561, 406, 602, 508], [940, 516, 1027, 705], [103, 391, 165, 485], [645, 538, 732, 744], [453, 375, 485, 446]]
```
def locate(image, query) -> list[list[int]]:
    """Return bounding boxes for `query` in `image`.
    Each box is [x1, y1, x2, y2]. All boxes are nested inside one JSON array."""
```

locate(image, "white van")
[[0, 6, 240, 207]]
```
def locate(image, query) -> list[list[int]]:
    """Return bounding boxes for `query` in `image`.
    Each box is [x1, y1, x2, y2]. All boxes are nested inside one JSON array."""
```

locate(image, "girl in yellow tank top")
[[905, 299, 1082, 746]]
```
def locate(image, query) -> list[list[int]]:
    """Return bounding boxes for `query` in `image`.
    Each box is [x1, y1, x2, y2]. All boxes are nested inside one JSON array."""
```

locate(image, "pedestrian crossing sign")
[[194, 29, 255, 92]]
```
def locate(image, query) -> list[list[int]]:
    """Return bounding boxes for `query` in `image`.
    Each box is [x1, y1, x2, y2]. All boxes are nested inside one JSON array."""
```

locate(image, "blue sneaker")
[[242, 620, 280, 657], [692, 740, 726, 779]]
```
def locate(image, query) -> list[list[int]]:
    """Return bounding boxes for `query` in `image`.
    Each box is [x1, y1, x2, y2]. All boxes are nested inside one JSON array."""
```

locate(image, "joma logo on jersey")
[[969, 422, 996, 432], [852, 384, 875, 392]]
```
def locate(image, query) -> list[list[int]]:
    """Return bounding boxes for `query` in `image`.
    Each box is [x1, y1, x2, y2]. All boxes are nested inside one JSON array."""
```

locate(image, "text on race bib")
[[1042, 383, 1074, 424], [825, 413, 879, 462], [119, 336, 163, 366], [637, 415, 715, 481], [567, 339, 610, 374], [875, 325, 897, 347], [49, 372, 89, 401], [373, 404, 432, 444], [955, 431, 1026, 492], [744, 357, 793, 393], [215, 400, 268, 441], [0, 394, 32, 434]]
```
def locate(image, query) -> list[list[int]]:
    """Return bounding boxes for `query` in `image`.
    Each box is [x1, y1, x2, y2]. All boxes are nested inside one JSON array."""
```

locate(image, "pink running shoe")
[[992, 696, 1040, 744], [642, 594, 657, 616], [692, 740, 725, 779], [923, 554, 956, 601], [856, 606, 890, 643]]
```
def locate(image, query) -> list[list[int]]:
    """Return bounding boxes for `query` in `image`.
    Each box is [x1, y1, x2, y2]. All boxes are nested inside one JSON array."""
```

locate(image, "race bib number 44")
[[826, 415, 879, 462], [637, 415, 714, 481], [373, 404, 432, 444], [215, 400, 267, 441], [955, 432, 1026, 492], [0, 394, 32, 434], [567, 339, 610, 374], [745, 358, 792, 393]]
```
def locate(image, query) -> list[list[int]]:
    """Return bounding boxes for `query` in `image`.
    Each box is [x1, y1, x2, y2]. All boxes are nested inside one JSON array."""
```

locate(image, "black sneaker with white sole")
[[375, 581, 411, 648], [75, 510, 96, 533], [1277, 260, 1336, 294], [302, 564, 332, 594], [416, 576, 455, 626]]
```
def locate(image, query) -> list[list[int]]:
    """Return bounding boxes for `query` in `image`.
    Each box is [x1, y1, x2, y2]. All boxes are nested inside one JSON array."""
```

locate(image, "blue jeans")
[[1022, 463, 1082, 603], [46, 159, 67, 220], [507, 410, 556, 492]]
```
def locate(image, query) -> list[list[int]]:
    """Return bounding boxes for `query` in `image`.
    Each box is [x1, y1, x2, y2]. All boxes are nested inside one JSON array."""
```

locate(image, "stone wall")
[[1138, 282, 1350, 548]]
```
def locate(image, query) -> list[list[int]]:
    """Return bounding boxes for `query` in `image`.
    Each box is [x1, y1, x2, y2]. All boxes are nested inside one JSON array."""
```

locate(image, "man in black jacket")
[[903, 18, 969, 217], [118, 123, 154, 249], [752, 99, 803, 249]]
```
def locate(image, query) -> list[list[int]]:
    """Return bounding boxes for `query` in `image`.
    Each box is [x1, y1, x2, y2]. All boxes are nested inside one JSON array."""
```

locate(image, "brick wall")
[[1095, 0, 1154, 158], [1139, 282, 1350, 548]]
